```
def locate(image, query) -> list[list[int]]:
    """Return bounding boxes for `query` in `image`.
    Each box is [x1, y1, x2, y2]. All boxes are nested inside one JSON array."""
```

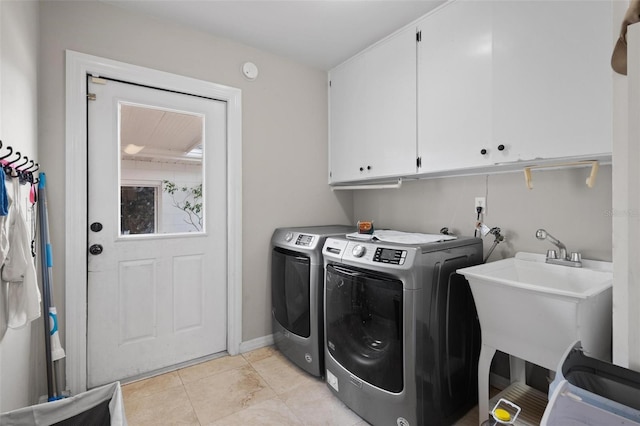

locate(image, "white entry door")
[[86, 76, 228, 388]]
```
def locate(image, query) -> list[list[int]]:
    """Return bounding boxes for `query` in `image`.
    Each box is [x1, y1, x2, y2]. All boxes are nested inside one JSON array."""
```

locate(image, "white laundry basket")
[[541, 341, 640, 425], [0, 382, 126, 426]]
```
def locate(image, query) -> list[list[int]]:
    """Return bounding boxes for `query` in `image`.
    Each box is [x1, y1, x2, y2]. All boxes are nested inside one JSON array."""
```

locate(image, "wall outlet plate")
[[475, 197, 486, 212]]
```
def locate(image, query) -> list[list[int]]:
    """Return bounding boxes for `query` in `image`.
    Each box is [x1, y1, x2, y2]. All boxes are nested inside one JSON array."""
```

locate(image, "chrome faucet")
[[535, 229, 582, 267]]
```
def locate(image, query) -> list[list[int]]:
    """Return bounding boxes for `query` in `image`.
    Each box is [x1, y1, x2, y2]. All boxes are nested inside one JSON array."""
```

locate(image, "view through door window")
[[119, 102, 204, 235]]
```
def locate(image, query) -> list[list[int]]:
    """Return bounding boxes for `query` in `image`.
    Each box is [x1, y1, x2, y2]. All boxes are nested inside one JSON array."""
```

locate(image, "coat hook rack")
[[0, 139, 40, 183], [523, 160, 599, 190], [0, 145, 14, 161]]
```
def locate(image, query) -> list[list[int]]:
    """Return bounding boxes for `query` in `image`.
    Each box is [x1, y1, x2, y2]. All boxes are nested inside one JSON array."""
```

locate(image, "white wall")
[[0, 0, 44, 411], [354, 167, 613, 262], [38, 0, 352, 356]]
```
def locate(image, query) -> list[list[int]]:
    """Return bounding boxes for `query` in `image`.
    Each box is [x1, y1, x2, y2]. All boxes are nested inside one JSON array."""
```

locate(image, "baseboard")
[[239, 334, 274, 353]]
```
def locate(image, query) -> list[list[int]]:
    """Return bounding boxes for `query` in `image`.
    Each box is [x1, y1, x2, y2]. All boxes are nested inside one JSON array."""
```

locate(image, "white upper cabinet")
[[417, 0, 494, 172], [417, 0, 613, 174], [329, 25, 417, 184], [491, 0, 612, 162], [330, 0, 613, 184]]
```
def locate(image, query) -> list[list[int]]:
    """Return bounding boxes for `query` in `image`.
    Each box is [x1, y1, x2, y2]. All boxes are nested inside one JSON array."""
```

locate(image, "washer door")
[[271, 247, 311, 337], [325, 264, 404, 392]]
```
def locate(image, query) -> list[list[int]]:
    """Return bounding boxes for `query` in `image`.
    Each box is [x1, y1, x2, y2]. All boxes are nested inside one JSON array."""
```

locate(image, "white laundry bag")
[[0, 382, 127, 426]]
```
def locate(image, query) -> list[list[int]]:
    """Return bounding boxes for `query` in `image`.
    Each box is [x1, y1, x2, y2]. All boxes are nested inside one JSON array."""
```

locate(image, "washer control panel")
[[373, 247, 407, 265]]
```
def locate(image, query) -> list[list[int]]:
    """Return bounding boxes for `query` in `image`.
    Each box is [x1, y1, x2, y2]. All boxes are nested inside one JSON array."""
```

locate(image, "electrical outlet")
[[475, 197, 486, 213]]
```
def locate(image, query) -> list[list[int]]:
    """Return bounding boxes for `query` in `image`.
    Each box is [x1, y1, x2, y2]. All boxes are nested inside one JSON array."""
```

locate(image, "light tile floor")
[[122, 346, 482, 425]]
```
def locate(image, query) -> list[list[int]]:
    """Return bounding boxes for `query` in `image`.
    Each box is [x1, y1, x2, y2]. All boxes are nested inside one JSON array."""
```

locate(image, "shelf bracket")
[[524, 160, 599, 190]]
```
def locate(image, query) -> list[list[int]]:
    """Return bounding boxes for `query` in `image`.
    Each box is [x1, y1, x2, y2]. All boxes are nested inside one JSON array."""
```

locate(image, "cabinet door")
[[417, 1, 493, 172], [329, 26, 417, 184], [492, 0, 612, 161]]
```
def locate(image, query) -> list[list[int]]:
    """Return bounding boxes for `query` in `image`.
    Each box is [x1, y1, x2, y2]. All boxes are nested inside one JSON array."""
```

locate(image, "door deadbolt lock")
[[90, 222, 103, 232], [89, 244, 103, 255]]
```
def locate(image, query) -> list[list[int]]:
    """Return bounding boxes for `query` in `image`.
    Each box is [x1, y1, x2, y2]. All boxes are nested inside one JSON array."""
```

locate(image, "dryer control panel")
[[280, 231, 317, 249], [295, 234, 315, 246]]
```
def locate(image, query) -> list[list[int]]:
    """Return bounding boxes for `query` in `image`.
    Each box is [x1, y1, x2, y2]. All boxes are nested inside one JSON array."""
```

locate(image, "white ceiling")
[[102, 0, 445, 70], [120, 104, 203, 163]]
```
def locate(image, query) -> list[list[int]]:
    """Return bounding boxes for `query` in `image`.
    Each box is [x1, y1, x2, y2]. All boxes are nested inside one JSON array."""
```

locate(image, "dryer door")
[[272, 247, 311, 337], [325, 264, 404, 393]]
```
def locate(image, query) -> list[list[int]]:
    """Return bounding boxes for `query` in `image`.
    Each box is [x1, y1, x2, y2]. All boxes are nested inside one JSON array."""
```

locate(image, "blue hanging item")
[[0, 169, 8, 216]]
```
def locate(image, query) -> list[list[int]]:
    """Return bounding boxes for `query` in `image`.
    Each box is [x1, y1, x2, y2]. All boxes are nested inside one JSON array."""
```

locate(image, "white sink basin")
[[458, 252, 612, 370]]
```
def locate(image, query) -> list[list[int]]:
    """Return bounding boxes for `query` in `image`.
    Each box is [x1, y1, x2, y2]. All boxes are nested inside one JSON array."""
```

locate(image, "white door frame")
[[65, 50, 243, 395]]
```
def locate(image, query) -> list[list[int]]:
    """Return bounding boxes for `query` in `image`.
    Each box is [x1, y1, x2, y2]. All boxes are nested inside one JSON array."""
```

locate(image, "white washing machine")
[[323, 235, 483, 426], [271, 225, 353, 377]]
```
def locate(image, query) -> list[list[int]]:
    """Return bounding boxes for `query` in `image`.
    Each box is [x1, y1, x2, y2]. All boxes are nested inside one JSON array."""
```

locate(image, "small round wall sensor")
[[242, 62, 259, 81]]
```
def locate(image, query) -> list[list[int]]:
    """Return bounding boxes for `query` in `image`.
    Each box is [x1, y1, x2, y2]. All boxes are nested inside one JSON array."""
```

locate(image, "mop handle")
[[37, 172, 55, 400]]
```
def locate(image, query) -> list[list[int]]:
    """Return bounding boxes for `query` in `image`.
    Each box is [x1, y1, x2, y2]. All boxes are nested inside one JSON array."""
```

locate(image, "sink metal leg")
[[478, 344, 496, 426], [510, 355, 526, 384]]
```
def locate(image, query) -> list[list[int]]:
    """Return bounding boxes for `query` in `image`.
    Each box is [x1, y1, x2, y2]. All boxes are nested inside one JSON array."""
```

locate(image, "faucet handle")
[[570, 252, 582, 263], [559, 248, 568, 260], [546, 249, 558, 259]]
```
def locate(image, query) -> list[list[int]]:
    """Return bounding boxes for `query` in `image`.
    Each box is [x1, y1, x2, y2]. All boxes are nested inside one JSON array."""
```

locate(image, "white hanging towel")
[[2, 177, 41, 329]]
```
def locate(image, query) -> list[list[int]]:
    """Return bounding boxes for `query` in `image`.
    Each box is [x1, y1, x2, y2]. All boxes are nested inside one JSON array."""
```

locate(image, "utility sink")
[[458, 252, 612, 371]]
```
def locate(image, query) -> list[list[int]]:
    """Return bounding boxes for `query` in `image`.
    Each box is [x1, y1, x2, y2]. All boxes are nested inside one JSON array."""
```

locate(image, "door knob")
[[89, 244, 103, 255]]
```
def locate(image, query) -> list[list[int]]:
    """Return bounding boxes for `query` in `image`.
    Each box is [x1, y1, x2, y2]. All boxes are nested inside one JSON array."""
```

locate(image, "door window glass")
[[120, 185, 157, 234], [119, 103, 204, 235]]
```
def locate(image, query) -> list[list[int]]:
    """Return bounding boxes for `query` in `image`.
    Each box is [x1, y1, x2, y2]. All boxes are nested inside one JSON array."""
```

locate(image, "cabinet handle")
[[480, 149, 487, 155], [498, 144, 505, 151], [359, 167, 364, 172], [367, 166, 371, 171]]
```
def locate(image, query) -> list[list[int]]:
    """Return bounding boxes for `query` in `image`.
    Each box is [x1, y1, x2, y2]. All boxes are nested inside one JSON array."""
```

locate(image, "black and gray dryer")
[[270, 225, 352, 377]]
